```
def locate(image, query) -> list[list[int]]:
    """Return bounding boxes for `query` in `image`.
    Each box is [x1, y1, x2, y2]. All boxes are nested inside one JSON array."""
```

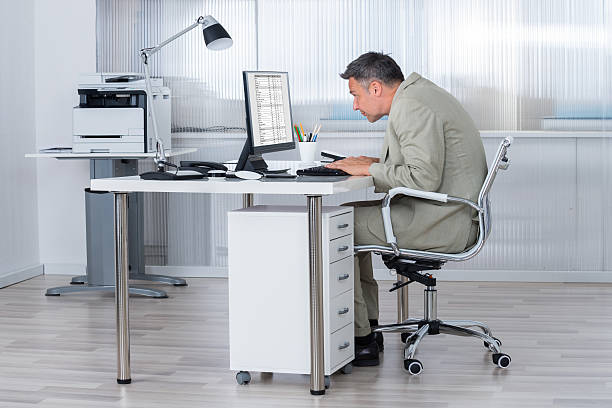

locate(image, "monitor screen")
[[243, 71, 294, 154]]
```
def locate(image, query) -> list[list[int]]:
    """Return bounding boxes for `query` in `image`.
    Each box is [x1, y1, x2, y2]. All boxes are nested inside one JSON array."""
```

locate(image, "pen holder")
[[298, 141, 318, 163]]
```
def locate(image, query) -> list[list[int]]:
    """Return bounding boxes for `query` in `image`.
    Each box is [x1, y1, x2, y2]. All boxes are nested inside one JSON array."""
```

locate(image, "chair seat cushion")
[[382, 255, 444, 273]]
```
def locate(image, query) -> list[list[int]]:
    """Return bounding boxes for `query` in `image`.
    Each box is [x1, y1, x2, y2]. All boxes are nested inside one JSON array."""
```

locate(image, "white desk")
[[25, 147, 196, 159], [90, 165, 373, 395]]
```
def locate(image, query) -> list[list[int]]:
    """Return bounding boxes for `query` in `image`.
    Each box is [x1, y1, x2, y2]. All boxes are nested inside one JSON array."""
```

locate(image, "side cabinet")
[[228, 205, 354, 378]]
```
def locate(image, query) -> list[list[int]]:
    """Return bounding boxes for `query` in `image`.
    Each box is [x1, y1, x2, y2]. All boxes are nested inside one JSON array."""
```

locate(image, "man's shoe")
[[369, 319, 384, 352], [374, 331, 384, 352], [353, 339, 380, 367]]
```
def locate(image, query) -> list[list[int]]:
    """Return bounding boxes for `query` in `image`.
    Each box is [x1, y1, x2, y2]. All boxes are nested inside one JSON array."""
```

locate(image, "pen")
[[312, 124, 321, 142], [294, 125, 302, 142]]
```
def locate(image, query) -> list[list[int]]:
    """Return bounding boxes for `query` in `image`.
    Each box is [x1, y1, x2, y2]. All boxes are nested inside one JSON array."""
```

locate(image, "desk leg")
[[114, 193, 131, 384], [243, 193, 254, 208], [397, 275, 410, 323], [307, 195, 325, 395]]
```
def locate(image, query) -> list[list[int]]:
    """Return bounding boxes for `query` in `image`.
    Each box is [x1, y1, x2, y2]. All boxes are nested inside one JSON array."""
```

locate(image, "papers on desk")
[[39, 147, 72, 153]]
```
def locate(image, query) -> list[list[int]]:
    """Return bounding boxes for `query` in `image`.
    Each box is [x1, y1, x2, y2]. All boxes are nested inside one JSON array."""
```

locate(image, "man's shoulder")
[[389, 93, 433, 120]]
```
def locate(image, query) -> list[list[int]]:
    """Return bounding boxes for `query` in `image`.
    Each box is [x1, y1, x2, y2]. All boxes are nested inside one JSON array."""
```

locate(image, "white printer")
[[73, 73, 171, 154]]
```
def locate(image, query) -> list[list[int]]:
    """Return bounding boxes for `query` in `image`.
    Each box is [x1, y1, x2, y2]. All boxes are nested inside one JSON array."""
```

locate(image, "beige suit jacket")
[[367, 73, 487, 253]]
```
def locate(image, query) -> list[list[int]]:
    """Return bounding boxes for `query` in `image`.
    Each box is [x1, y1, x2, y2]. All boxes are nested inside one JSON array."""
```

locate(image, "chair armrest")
[[386, 187, 448, 203], [380, 187, 480, 255]]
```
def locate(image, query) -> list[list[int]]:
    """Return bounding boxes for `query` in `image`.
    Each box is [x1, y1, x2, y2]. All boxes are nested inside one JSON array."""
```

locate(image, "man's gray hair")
[[340, 52, 404, 87]]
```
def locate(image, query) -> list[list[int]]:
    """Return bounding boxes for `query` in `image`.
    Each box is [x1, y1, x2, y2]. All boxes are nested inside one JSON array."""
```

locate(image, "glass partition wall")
[[96, 0, 612, 279]]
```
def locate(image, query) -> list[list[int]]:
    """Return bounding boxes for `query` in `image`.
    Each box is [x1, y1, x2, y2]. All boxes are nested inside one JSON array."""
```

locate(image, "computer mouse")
[[234, 171, 262, 180]]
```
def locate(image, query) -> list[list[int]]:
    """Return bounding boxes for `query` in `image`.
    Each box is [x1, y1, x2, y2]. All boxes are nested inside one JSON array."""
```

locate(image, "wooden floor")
[[1, 275, 612, 407]]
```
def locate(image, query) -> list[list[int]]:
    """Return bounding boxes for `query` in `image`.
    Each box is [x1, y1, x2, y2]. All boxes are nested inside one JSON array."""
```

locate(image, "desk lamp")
[[140, 16, 233, 175]]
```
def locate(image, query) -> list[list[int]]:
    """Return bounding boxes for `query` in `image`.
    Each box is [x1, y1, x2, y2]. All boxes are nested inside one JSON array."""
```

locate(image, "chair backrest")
[[467, 136, 513, 258]]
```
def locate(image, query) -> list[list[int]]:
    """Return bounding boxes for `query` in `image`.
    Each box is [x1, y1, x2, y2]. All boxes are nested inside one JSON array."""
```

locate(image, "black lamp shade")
[[203, 23, 233, 50]]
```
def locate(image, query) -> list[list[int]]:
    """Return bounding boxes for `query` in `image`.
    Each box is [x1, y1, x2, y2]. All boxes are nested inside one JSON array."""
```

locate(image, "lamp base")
[[139, 170, 204, 180]]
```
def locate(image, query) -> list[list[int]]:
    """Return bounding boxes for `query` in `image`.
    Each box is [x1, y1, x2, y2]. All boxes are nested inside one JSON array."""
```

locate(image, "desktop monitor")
[[236, 71, 295, 171]]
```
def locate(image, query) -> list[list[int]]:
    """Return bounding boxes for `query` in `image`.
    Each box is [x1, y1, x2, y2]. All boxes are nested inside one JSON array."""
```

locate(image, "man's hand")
[[326, 156, 379, 176]]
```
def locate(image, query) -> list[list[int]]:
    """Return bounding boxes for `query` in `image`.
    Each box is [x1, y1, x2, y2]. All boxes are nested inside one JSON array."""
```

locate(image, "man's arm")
[[368, 99, 444, 191]]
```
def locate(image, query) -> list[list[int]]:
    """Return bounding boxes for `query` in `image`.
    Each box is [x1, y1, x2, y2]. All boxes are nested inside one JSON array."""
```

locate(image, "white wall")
[[0, 0, 43, 287], [34, 0, 97, 275]]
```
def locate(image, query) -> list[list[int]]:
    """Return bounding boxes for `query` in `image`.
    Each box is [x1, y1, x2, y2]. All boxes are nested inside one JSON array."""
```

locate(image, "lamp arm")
[[140, 16, 204, 61], [141, 60, 166, 170], [138, 16, 205, 171]]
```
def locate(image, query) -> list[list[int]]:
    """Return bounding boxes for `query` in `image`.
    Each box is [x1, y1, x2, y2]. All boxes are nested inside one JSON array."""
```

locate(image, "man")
[[328, 52, 487, 366]]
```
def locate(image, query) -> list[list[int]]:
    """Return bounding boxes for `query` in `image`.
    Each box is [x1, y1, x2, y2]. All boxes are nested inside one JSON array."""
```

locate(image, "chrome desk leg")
[[115, 193, 131, 384], [243, 193, 254, 208], [397, 275, 410, 323], [307, 195, 325, 395]]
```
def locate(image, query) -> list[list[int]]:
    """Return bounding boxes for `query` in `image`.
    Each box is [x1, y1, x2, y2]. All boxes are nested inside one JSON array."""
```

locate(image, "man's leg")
[[352, 251, 380, 366], [353, 252, 375, 338], [359, 251, 379, 323], [348, 200, 386, 366]]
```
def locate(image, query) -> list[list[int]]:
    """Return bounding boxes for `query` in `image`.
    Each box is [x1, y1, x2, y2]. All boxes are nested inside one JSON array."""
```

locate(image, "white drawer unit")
[[228, 205, 354, 381]]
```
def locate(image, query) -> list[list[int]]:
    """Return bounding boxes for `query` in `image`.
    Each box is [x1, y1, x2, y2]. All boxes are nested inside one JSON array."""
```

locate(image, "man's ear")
[[368, 80, 383, 97]]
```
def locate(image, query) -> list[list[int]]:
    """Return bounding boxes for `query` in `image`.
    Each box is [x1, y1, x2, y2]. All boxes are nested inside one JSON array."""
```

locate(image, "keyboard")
[[297, 166, 350, 177]]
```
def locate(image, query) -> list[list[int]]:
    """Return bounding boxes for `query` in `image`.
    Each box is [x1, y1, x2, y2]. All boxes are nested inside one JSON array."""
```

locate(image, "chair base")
[[372, 284, 511, 375]]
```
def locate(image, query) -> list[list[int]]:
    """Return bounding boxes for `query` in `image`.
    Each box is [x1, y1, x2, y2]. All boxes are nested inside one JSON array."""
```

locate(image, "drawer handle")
[[337, 223, 349, 229], [338, 307, 350, 315], [337, 273, 350, 281], [338, 341, 350, 350], [338, 245, 349, 252]]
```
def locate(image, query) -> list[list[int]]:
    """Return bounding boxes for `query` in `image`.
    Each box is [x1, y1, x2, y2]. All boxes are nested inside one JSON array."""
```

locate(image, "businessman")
[[329, 52, 487, 366]]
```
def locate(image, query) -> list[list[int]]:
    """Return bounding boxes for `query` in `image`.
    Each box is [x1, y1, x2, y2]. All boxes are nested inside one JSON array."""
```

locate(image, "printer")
[[73, 73, 171, 153]]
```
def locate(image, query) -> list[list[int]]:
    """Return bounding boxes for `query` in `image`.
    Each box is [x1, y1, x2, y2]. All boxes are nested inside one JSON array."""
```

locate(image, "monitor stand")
[[236, 138, 269, 172]]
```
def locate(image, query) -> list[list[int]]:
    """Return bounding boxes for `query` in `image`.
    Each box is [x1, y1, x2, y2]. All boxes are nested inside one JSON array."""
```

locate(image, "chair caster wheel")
[[401, 332, 410, 343], [404, 359, 423, 375], [492, 353, 511, 368], [324, 375, 331, 389], [484, 337, 502, 349], [340, 363, 353, 374], [236, 371, 251, 385]]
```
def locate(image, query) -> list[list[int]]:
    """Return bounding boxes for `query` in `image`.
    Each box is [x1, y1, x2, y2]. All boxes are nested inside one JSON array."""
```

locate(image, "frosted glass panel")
[[96, 0, 611, 276], [97, 0, 611, 131], [257, 0, 416, 124], [258, 0, 612, 130], [96, 0, 256, 129]]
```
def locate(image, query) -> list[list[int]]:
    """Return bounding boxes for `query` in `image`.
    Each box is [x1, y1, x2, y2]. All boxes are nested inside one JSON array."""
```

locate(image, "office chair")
[[354, 136, 513, 375]]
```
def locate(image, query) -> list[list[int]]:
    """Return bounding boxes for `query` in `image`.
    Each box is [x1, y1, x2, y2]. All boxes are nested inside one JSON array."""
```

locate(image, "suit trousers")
[[345, 200, 388, 337]]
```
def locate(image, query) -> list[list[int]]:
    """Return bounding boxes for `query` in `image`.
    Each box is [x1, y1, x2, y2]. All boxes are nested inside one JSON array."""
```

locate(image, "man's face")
[[348, 77, 384, 122]]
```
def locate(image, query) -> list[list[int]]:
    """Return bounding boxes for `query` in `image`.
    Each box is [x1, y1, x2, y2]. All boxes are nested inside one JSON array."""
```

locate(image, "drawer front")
[[328, 256, 353, 297], [329, 212, 353, 240], [329, 234, 353, 264], [330, 323, 354, 369], [329, 290, 353, 333]]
